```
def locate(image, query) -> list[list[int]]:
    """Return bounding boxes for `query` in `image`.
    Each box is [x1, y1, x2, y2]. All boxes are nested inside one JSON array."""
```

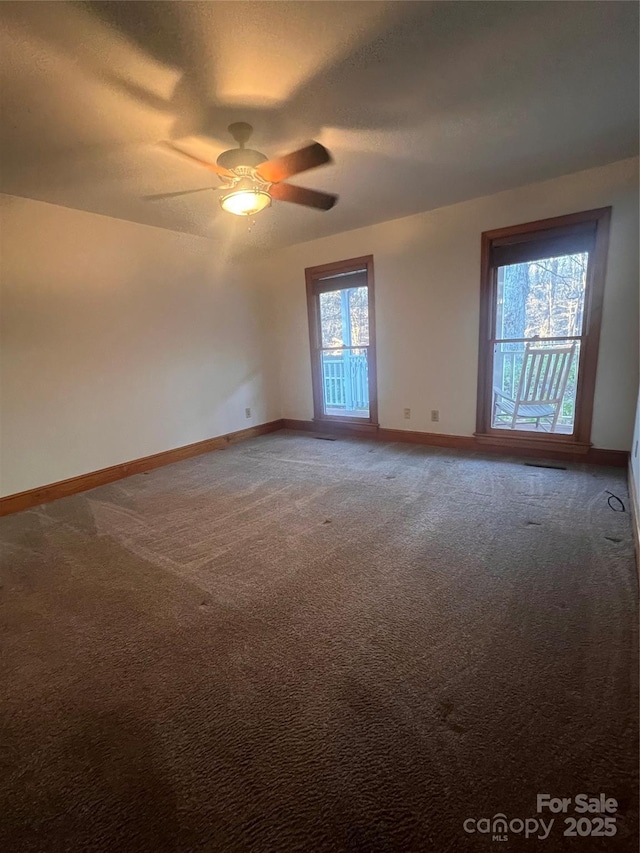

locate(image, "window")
[[306, 256, 378, 425], [476, 208, 611, 451]]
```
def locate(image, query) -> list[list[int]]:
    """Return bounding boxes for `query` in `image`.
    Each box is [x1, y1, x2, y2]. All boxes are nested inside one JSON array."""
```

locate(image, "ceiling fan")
[[149, 123, 338, 217]]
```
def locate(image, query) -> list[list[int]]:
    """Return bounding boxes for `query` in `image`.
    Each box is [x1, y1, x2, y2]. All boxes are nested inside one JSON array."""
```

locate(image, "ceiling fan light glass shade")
[[219, 188, 271, 216]]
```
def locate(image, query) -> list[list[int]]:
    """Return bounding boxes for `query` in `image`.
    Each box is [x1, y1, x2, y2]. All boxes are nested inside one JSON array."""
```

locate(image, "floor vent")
[[525, 462, 567, 470], [314, 435, 337, 441]]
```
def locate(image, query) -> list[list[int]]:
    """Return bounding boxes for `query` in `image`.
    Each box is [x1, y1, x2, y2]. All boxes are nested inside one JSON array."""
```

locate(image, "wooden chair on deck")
[[493, 342, 576, 431]]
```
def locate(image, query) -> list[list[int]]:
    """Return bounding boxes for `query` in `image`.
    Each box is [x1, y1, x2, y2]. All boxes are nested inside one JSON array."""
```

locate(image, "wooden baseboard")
[[282, 418, 379, 438], [2, 418, 628, 517], [474, 432, 591, 456], [379, 427, 476, 451], [285, 420, 628, 467], [473, 434, 626, 466], [585, 447, 630, 467], [628, 460, 640, 579], [0, 419, 284, 517], [282, 419, 317, 432]]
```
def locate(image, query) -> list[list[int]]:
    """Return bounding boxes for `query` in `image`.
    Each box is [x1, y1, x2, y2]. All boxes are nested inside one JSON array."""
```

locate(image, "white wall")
[[262, 157, 639, 451], [0, 195, 279, 497], [2, 157, 637, 498]]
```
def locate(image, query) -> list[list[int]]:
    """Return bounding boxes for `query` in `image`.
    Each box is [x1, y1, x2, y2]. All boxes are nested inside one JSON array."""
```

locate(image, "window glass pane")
[[319, 286, 369, 348], [349, 287, 369, 346], [495, 252, 588, 340], [321, 348, 369, 418], [491, 339, 581, 434], [319, 290, 343, 348]]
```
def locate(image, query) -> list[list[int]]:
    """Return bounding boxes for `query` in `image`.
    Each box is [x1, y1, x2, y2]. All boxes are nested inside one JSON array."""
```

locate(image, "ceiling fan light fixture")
[[160, 127, 335, 216], [220, 187, 271, 217]]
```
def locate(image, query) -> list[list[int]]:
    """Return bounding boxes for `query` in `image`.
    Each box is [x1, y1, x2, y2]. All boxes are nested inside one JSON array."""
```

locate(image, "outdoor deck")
[[493, 422, 573, 434]]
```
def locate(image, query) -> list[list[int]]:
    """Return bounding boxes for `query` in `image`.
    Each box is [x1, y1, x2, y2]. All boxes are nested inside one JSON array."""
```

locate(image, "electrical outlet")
[[403, 408, 411, 419], [245, 407, 251, 419], [431, 409, 440, 423]]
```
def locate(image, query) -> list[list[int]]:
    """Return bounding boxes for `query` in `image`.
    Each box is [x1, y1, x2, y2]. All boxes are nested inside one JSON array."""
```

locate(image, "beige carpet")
[[1, 431, 638, 851]]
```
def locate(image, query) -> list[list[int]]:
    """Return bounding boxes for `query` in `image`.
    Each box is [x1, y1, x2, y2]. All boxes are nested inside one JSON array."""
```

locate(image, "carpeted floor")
[[1, 431, 638, 852]]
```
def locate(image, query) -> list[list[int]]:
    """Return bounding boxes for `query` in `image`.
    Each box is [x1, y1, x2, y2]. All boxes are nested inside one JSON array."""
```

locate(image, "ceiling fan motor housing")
[[217, 121, 268, 171], [216, 147, 268, 171]]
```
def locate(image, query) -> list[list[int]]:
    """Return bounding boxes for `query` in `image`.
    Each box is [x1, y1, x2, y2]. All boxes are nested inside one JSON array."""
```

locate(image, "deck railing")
[[322, 351, 369, 411]]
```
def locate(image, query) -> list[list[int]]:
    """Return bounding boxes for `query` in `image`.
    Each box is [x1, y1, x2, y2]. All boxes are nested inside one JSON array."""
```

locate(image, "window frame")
[[475, 207, 611, 452], [305, 255, 378, 428]]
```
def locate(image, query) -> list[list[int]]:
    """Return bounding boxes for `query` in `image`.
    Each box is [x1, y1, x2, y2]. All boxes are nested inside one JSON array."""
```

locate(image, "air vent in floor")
[[525, 462, 567, 470]]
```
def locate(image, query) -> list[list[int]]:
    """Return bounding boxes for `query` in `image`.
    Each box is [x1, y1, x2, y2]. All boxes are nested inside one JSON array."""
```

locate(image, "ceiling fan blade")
[[159, 142, 234, 178], [142, 187, 217, 201], [256, 142, 332, 183], [269, 182, 338, 211]]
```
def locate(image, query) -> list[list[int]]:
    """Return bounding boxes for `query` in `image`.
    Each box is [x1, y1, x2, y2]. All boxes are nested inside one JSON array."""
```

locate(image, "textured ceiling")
[[1, 1, 638, 255]]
